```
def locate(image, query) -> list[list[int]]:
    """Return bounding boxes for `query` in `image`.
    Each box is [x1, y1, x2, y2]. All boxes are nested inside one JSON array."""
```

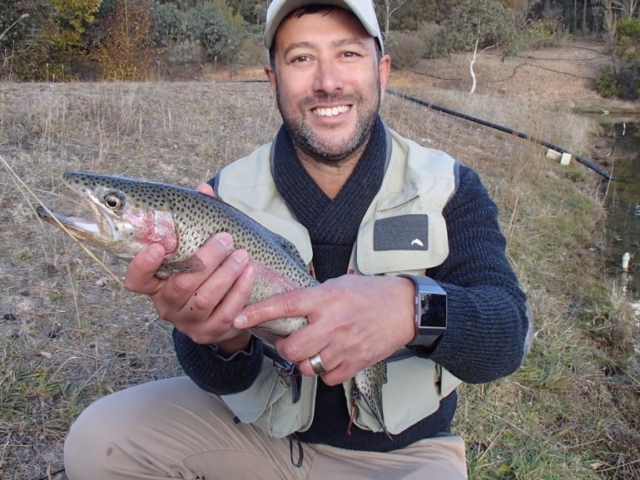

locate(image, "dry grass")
[[0, 79, 638, 480]]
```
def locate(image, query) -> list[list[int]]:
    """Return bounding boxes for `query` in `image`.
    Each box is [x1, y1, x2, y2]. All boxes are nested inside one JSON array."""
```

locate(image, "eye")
[[341, 51, 361, 59], [104, 193, 123, 210], [291, 55, 310, 64]]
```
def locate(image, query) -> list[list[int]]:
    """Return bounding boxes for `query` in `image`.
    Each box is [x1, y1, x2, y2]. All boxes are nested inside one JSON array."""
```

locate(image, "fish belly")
[[247, 259, 309, 344]]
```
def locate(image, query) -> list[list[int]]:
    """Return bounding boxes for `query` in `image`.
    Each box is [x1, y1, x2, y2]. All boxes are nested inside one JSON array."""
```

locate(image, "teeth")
[[313, 105, 349, 117]]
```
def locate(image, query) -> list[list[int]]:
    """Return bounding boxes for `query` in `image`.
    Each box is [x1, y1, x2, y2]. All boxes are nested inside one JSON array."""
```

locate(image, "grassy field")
[[0, 78, 638, 480]]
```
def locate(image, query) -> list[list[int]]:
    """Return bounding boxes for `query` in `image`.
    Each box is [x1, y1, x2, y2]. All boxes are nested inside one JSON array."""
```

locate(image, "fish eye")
[[104, 193, 123, 210]]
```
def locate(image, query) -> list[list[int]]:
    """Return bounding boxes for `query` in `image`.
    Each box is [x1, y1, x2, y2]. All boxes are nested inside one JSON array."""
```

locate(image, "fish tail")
[[353, 362, 392, 440]]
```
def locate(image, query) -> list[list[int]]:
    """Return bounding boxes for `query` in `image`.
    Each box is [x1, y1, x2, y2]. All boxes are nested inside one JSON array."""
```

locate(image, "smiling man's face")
[[265, 7, 390, 164]]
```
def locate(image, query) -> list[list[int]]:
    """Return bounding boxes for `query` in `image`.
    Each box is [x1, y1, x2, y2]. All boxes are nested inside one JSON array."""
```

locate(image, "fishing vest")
[[216, 126, 462, 438]]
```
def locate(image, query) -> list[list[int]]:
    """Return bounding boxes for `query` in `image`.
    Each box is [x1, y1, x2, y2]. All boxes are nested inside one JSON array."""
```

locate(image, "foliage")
[[188, 0, 245, 64], [149, 0, 245, 66], [5, 0, 102, 80], [93, 0, 156, 80], [40, 0, 102, 78], [593, 65, 621, 98], [594, 16, 640, 99], [151, 1, 188, 46], [375, 0, 463, 31], [378, 0, 411, 35], [526, 19, 572, 48], [426, 0, 520, 57], [0, 3, 32, 47], [615, 15, 640, 63], [386, 30, 425, 69], [594, 63, 640, 99], [227, 0, 267, 26], [417, 21, 442, 58], [424, 0, 524, 92], [2, 0, 636, 80]]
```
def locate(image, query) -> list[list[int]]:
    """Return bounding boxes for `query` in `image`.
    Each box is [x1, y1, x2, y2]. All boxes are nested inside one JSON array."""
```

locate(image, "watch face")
[[419, 293, 447, 328]]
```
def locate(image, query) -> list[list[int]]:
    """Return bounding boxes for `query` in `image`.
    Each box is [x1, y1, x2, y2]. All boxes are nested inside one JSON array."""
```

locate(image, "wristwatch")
[[399, 275, 447, 348]]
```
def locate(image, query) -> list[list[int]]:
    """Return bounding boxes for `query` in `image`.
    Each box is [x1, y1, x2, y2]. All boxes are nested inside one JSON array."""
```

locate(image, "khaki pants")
[[64, 377, 467, 479]]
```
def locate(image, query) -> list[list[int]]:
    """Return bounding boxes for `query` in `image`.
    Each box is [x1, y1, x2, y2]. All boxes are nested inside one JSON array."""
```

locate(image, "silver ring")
[[309, 353, 327, 375]]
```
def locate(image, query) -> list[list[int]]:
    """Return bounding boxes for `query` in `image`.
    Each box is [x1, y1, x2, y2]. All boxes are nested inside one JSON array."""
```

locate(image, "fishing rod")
[[387, 89, 614, 181]]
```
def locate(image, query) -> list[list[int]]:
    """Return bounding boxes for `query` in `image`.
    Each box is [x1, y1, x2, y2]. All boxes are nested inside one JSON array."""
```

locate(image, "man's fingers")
[[165, 233, 234, 296], [198, 254, 255, 327], [124, 243, 166, 294], [126, 232, 235, 308], [234, 288, 310, 329], [196, 183, 215, 196]]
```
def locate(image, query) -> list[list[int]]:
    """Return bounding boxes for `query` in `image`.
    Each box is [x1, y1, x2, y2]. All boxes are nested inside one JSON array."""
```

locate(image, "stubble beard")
[[276, 82, 381, 165]]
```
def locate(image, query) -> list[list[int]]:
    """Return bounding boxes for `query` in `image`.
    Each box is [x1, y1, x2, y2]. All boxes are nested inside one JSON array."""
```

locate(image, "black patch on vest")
[[373, 215, 429, 251]]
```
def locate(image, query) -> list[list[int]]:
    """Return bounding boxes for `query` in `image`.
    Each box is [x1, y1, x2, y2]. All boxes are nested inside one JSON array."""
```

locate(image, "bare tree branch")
[[0, 13, 29, 45]]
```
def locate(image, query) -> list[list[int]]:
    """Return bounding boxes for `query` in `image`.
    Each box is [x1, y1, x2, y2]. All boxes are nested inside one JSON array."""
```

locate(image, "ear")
[[378, 54, 391, 103], [264, 65, 278, 93], [264, 64, 278, 108]]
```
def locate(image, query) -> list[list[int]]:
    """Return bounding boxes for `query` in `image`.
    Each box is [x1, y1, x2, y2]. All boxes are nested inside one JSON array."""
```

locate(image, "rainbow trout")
[[36, 171, 390, 437]]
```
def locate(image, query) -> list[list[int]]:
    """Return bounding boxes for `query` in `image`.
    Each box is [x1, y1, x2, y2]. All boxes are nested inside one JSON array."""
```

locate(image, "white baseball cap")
[[264, 0, 384, 53]]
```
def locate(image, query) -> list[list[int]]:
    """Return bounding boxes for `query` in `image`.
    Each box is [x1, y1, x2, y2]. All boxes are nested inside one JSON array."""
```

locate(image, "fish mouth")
[[36, 194, 123, 250]]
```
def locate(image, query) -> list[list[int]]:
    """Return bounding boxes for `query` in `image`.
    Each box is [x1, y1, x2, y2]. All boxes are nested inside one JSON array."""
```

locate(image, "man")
[[64, 0, 533, 478]]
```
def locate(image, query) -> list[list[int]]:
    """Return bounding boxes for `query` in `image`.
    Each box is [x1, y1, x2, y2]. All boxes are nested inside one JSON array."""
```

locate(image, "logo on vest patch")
[[373, 215, 429, 251]]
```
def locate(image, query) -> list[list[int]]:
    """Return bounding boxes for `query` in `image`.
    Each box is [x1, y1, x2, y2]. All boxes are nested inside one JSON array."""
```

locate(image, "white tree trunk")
[[468, 40, 497, 94], [469, 39, 479, 94], [383, 0, 409, 36], [613, 0, 640, 16], [385, 0, 391, 36]]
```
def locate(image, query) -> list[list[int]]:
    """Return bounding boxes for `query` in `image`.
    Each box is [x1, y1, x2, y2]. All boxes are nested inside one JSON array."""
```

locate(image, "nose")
[[313, 59, 344, 94]]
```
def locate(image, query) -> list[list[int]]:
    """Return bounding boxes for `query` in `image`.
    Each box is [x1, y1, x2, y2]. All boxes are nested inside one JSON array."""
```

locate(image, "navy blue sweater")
[[173, 122, 530, 452]]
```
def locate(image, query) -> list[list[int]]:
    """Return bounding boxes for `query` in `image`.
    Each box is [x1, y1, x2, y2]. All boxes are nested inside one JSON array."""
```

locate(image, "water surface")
[[602, 122, 640, 302]]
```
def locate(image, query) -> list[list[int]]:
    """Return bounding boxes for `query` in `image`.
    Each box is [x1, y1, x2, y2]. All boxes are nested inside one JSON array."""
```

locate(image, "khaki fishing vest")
[[216, 126, 462, 437]]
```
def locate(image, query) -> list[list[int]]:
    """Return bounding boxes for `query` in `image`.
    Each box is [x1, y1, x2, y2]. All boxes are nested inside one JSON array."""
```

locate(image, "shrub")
[[614, 64, 640, 100], [616, 16, 640, 64], [188, 0, 245, 64], [418, 21, 443, 59], [150, 0, 246, 67], [593, 16, 640, 100], [593, 65, 621, 98], [386, 31, 425, 70], [4, 0, 101, 80], [93, 0, 156, 80], [151, 1, 187, 46], [526, 19, 567, 48]]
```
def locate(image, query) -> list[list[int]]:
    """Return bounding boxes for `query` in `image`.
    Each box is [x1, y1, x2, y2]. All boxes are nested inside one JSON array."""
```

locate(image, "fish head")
[[37, 171, 179, 261]]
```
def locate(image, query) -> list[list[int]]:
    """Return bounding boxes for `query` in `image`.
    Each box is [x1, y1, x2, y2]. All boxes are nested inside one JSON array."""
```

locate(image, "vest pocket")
[[343, 357, 460, 434], [356, 196, 449, 275], [221, 359, 318, 438]]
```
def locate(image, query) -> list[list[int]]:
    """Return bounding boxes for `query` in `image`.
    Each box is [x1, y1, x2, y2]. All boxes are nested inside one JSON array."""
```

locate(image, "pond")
[[602, 121, 640, 307]]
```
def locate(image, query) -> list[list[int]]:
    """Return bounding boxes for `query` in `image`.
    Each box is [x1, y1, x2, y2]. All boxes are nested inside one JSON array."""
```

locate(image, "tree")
[[93, 0, 155, 80], [593, 13, 640, 99], [427, 0, 520, 93], [613, 0, 639, 17], [379, 0, 411, 35], [0, 13, 29, 45], [188, 0, 245, 64], [3, 0, 102, 80]]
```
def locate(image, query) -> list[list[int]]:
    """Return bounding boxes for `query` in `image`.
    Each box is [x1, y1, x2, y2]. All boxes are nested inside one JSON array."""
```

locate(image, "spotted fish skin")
[[37, 171, 390, 436]]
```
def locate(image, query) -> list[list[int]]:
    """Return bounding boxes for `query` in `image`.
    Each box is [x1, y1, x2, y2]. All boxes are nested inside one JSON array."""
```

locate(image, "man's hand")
[[234, 275, 416, 385], [124, 183, 256, 354]]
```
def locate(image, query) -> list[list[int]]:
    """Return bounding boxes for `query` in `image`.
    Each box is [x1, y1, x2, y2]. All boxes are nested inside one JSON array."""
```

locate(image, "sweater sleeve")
[[172, 329, 265, 395], [420, 164, 532, 384]]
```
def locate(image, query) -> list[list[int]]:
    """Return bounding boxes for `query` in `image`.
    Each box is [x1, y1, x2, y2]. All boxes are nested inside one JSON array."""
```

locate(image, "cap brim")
[[264, 0, 383, 52]]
